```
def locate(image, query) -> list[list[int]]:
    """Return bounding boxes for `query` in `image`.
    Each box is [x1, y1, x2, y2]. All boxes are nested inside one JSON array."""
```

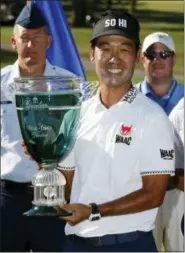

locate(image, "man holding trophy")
[[56, 10, 175, 252], [0, 2, 76, 252]]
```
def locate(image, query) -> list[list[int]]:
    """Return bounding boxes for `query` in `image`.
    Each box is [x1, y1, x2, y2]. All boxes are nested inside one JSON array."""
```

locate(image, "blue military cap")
[[15, 1, 47, 28]]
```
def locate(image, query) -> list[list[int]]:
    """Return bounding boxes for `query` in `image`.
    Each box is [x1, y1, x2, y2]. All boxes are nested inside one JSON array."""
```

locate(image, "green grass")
[[1, 27, 13, 44], [137, 1, 184, 13], [87, 72, 142, 84], [0, 48, 183, 84], [86, 70, 183, 85], [1, 49, 17, 69]]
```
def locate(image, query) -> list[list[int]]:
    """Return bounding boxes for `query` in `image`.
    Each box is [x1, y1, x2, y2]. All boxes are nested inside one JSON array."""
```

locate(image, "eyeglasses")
[[143, 51, 174, 61]]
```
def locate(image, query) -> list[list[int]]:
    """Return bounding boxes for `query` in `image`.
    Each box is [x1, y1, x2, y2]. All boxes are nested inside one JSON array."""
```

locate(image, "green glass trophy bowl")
[[14, 76, 83, 216]]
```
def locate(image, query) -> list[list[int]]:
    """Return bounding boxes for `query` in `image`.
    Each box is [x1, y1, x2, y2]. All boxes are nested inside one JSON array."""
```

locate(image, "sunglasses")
[[143, 51, 174, 61]]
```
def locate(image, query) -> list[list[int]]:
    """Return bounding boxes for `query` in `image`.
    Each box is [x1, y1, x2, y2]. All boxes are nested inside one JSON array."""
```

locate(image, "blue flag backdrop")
[[32, 0, 86, 79]]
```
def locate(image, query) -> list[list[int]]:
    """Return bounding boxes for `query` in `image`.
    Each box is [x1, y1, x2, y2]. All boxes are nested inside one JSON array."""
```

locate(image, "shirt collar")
[[164, 79, 177, 99], [44, 59, 54, 76], [9, 59, 51, 82], [6, 61, 20, 99], [9, 60, 20, 82], [94, 88, 105, 110], [94, 85, 138, 110], [141, 78, 176, 99], [7, 60, 50, 99], [141, 78, 153, 95]]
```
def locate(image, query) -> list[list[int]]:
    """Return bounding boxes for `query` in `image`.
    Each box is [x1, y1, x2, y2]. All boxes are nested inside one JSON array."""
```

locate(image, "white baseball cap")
[[142, 32, 175, 53]]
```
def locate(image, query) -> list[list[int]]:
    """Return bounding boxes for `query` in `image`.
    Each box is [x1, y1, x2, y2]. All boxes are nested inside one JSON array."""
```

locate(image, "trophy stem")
[[23, 162, 72, 217], [40, 162, 57, 170]]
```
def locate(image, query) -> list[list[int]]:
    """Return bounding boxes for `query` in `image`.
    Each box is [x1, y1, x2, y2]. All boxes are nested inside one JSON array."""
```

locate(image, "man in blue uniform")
[[0, 2, 75, 252]]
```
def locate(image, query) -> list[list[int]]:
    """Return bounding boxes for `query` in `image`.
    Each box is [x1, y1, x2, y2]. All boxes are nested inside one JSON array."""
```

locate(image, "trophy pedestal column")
[[24, 164, 72, 217]]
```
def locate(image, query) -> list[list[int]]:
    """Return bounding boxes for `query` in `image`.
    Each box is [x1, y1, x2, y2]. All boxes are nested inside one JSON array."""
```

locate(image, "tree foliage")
[[1, 0, 138, 26], [70, 0, 138, 27]]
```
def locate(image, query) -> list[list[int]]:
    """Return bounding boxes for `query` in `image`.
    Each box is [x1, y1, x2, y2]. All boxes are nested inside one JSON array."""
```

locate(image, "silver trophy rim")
[[14, 76, 83, 82]]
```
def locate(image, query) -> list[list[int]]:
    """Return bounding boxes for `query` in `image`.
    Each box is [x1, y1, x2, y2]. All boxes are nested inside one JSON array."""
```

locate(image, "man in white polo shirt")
[[135, 32, 184, 252], [58, 10, 175, 252], [160, 98, 184, 252]]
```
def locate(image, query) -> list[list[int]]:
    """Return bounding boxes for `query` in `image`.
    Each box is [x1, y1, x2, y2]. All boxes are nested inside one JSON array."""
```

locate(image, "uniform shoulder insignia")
[[1, 65, 13, 76], [53, 65, 60, 71]]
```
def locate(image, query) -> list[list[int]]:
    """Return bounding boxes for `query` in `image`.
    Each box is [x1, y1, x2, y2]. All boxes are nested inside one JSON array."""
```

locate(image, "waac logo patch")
[[160, 149, 174, 160], [115, 124, 133, 145]]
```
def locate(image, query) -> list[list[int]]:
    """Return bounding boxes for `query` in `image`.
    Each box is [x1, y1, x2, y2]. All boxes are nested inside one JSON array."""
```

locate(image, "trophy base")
[[23, 205, 72, 217]]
